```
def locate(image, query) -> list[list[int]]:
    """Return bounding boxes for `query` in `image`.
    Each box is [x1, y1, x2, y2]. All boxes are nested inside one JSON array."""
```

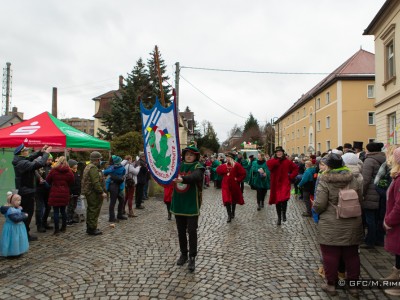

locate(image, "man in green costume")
[[170, 145, 205, 272], [81, 151, 107, 236]]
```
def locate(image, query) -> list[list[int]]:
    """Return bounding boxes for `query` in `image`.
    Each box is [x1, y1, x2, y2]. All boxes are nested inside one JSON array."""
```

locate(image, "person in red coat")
[[216, 152, 247, 223], [46, 156, 74, 235], [383, 147, 400, 296], [267, 146, 299, 225]]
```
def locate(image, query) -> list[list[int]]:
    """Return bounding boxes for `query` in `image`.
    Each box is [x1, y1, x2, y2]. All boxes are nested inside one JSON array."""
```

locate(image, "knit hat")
[[112, 155, 122, 165], [366, 142, 384, 153], [394, 147, 400, 164], [342, 153, 359, 166], [324, 153, 344, 169], [331, 149, 343, 156], [68, 159, 78, 168]]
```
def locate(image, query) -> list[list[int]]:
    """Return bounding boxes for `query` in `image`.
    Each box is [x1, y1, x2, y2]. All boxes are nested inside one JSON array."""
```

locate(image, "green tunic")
[[211, 160, 222, 181], [170, 162, 203, 216]]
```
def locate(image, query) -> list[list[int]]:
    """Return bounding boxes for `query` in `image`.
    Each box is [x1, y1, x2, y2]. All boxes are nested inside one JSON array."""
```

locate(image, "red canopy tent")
[[0, 111, 110, 152]]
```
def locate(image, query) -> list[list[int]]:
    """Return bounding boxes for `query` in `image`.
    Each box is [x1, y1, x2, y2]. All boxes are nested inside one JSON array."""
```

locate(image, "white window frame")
[[368, 112, 375, 125], [367, 85, 375, 98], [326, 116, 331, 129], [386, 41, 395, 80], [326, 140, 331, 150], [389, 113, 397, 144]]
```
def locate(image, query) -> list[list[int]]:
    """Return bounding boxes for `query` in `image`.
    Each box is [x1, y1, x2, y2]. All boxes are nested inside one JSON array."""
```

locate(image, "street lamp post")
[[271, 117, 278, 153]]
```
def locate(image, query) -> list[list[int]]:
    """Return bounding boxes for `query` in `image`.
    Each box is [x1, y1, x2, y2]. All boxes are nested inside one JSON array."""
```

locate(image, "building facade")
[[275, 49, 376, 156], [61, 117, 95, 136], [364, 0, 400, 145]]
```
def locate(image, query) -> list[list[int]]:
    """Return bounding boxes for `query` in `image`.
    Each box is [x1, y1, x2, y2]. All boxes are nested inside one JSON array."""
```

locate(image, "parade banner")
[[140, 98, 180, 185]]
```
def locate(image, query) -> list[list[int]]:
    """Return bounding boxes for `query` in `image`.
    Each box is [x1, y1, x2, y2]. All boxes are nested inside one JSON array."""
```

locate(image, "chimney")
[[119, 75, 124, 89], [52, 87, 57, 117], [11, 106, 23, 119]]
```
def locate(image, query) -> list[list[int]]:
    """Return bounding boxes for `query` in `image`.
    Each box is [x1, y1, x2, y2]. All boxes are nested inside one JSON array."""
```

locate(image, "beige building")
[[364, 0, 400, 145], [275, 49, 376, 156], [61, 117, 95, 136]]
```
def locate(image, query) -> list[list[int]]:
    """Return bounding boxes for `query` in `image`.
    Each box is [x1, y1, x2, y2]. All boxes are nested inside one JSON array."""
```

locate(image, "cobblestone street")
[[0, 185, 396, 299]]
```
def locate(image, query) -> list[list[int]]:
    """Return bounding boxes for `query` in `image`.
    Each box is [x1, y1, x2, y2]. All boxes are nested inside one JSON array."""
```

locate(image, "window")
[[297, 129, 300, 138], [326, 92, 330, 104], [326, 140, 331, 150], [292, 148, 294, 154], [326, 116, 331, 128], [309, 113, 313, 124], [367, 85, 375, 98], [389, 113, 397, 144], [303, 146, 306, 154], [292, 132, 294, 139], [316, 98, 320, 109], [303, 127, 306, 136], [297, 147, 300, 154], [317, 120, 321, 131], [386, 41, 395, 80], [368, 112, 375, 125], [303, 108, 306, 117], [317, 143, 321, 152], [292, 115, 294, 123], [309, 132, 313, 144], [368, 138, 375, 143]]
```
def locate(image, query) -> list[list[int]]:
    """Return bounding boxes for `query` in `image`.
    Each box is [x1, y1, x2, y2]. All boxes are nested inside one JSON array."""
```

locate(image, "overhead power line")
[[181, 66, 331, 75], [179, 75, 246, 119]]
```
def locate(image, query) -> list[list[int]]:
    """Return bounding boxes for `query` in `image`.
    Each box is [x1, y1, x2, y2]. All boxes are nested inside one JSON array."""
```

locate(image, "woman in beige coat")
[[313, 153, 363, 297]]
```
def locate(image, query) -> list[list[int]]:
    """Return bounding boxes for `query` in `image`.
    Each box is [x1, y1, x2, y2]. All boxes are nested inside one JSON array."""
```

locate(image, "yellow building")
[[275, 49, 376, 156], [364, 0, 400, 145]]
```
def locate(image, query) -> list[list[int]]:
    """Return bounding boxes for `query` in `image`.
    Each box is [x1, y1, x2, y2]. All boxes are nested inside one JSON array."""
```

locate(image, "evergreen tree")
[[244, 113, 259, 132], [99, 58, 150, 139], [147, 48, 172, 107]]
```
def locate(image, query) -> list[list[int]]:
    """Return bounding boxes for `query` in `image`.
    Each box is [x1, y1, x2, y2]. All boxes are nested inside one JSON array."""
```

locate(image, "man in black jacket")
[[135, 152, 148, 209], [12, 144, 52, 241]]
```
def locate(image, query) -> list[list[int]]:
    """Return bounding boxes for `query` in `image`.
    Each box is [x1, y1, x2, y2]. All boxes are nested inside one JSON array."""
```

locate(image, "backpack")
[[332, 185, 361, 219]]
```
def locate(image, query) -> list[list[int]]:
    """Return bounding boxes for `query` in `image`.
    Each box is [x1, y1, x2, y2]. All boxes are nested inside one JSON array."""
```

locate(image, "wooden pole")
[[154, 45, 165, 107]]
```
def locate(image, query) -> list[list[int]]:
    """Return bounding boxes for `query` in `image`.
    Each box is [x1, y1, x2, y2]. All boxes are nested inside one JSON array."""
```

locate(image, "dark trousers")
[[303, 190, 312, 215], [143, 180, 149, 198], [21, 193, 35, 233], [396, 255, 400, 269], [175, 215, 199, 257], [53, 206, 67, 229], [124, 185, 135, 211], [240, 181, 244, 193], [109, 183, 124, 220], [363, 208, 385, 246], [67, 195, 79, 222], [276, 200, 288, 219], [35, 190, 51, 226], [320, 244, 360, 285], [135, 183, 144, 207], [256, 188, 268, 206]]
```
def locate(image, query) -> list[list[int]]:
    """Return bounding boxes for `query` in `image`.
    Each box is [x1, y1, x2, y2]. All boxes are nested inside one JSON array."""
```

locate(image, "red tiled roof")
[[278, 49, 375, 121]]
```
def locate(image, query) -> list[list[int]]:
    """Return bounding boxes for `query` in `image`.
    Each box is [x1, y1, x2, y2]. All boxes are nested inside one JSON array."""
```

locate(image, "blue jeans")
[[363, 208, 385, 246], [53, 206, 67, 229]]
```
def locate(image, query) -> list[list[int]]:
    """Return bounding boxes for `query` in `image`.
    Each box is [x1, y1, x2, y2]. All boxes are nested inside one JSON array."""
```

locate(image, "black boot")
[[60, 220, 66, 232], [43, 222, 53, 230], [86, 228, 102, 235], [168, 211, 172, 220], [188, 256, 196, 272], [276, 204, 282, 226], [54, 224, 60, 236], [117, 215, 128, 220], [257, 201, 261, 211], [176, 254, 188, 266], [282, 201, 287, 222], [231, 203, 236, 219], [37, 225, 46, 233], [226, 204, 232, 223]]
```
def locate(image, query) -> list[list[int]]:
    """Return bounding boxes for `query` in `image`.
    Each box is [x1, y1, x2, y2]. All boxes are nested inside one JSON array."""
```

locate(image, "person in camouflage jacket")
[[81, 151, 107, 236]]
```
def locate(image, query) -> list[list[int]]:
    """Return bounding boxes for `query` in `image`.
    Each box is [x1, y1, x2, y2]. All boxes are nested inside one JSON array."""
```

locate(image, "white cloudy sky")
[[0, 0, 385, 142]]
